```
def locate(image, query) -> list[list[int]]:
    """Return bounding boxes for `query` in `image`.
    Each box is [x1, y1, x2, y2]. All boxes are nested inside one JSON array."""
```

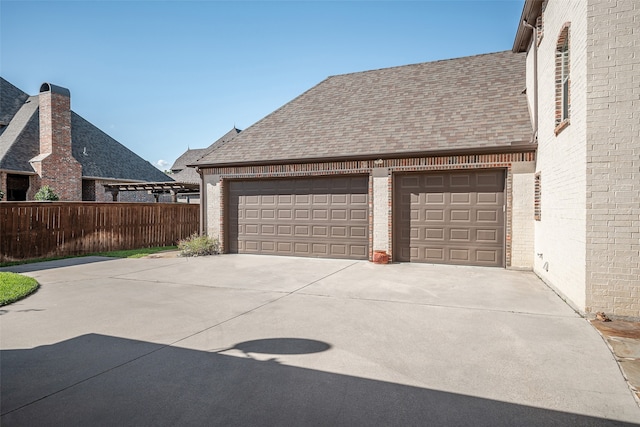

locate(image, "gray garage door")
[[394, 170, 505, 267], [228, 176, 369, 259]]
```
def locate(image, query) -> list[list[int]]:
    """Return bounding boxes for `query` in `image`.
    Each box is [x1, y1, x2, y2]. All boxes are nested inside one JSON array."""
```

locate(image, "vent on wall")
[[534, 172, 541, 221]]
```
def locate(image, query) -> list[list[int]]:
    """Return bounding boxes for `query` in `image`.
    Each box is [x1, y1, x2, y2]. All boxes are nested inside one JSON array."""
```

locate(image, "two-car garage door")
[[226, 170, 505, 266], [228, 176, 369, 259]]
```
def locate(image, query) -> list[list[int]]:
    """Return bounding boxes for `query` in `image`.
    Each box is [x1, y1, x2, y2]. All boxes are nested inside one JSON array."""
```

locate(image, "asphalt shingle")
[[196, 51, 532, 167]]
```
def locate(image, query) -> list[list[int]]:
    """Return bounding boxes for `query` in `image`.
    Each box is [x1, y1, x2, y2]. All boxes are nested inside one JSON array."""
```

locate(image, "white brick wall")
[[586, 0, 640, 318], [511, 165, 536, 269], [373, 172, 390, 253], [531, 0, 588, 311]]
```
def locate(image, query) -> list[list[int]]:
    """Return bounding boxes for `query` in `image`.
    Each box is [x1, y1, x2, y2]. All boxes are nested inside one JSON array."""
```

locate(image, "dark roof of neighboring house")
[[171, 148, 208, 173], [173, 127, 241, 183], [0, 77, 172, 182], [195, 51, 532, 168], [170, 149, 207, 183]]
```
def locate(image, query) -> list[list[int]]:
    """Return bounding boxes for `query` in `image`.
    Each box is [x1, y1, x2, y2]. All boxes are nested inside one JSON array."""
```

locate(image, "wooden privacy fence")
[[0, 202, 200, 262]]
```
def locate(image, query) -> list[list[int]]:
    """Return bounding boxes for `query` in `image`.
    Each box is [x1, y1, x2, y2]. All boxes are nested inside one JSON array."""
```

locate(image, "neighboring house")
[[0, 78, 172, 202], [193, 51, 536, 268], [170, 128, 240, 203], [513, 0, 640, 318]]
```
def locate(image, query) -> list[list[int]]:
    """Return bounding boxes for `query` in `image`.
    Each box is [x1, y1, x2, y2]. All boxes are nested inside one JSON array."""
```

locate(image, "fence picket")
[[0, 202, 199, 262]]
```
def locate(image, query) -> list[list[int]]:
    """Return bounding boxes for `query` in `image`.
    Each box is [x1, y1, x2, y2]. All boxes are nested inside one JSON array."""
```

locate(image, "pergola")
[[102, 182, 200, 202]]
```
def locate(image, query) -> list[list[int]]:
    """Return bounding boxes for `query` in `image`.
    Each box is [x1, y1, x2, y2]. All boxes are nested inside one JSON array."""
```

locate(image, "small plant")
[[34, 185, 60, 201], [178, 234, 220, 257]]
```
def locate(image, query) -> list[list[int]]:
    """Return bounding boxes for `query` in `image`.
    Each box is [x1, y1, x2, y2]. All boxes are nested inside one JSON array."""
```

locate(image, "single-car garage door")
[[394, 170, 505, 267], [228, 176, 369, 259]]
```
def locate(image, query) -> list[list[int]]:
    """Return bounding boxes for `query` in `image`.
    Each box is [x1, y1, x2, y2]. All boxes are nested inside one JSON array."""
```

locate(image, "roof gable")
[[196, 51, 532, 167]]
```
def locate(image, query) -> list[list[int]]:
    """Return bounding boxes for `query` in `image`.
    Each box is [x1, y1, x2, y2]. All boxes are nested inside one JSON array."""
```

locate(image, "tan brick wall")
[[372, 170, 390, 253], [586, 0, 640, 318], [511, 164, 536, 269], [205, 174, 222, 241]]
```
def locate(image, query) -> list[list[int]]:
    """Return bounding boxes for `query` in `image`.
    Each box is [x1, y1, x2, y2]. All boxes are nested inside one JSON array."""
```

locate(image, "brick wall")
[[203, 152, 535, 264], [511, 163, 536, 269], [586, 0, 640, 318], [31, 85, 83, 201], [372, 169, 390, 253], [531, 0, 588, 311], [204, 174, 222, 242]]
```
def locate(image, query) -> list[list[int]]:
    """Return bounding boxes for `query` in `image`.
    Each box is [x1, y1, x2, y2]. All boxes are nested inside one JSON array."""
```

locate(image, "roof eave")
[[193, 143, 537, 170], [513, 0, 544, 53]]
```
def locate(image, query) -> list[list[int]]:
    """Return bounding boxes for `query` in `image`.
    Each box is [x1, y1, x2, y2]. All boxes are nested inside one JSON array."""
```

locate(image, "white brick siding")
[[532, 0, 588, 311], [586, 0, 640, 318]]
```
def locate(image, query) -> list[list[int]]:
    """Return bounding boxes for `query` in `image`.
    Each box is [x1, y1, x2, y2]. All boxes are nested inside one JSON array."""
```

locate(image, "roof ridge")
[[327, 50, 515, 79]]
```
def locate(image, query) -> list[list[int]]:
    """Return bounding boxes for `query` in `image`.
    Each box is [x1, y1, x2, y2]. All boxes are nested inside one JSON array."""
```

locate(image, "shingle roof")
[[170, 149, 207, 183], [0, 96, 40, 172], [70, 113, 171, 182], [196, 51, 532, 167], [0, 77, 172, 182], [173, 127, 241, 182], [171, 148, 208, 173]]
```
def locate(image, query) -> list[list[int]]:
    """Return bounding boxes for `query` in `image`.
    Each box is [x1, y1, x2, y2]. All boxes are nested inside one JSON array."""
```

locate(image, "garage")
[[228, 176, 369, 259], [394, 170, 505, 267]]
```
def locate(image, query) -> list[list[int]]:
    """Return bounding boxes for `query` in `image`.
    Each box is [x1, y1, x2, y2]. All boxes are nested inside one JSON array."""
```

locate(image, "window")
[[555, 24, 570, 134], [534, 172, 541, 221]]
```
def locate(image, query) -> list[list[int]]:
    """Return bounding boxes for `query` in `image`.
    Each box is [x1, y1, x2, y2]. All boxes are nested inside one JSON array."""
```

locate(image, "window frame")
[[555, 23, 571, 135]]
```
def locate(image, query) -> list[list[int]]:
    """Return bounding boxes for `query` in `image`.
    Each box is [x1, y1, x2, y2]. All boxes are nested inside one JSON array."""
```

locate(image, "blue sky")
[[1, 1, 525, 171]]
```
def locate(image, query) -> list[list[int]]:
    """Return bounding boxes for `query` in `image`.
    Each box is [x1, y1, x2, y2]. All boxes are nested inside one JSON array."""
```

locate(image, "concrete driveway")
[[1, 255, 639, 426]]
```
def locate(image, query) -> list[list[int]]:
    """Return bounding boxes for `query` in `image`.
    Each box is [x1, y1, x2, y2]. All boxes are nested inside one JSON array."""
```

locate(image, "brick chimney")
[[30, 83, 82, 200]]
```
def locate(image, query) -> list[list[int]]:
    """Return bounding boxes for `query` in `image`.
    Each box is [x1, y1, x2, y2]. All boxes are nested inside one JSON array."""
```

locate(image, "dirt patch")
[[591, 319, 640, 339], [145, 251, 181, 259]]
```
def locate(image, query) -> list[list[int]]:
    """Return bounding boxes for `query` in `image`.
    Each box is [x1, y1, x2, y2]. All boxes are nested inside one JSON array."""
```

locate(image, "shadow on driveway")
[[0, 256, 118, 274], [2, 334, 635, 426]]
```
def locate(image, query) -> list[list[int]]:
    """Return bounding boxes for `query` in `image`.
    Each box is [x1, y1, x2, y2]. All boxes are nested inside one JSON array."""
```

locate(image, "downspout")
[[523, 19, 539, 143], [197, 166, 205, 236]]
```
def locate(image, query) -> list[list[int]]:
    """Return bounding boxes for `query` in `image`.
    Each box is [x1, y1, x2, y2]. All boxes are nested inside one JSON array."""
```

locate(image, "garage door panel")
[[425, 210, 444, 221], [477, 193, 499, 204], [425, 228, 444, 240], [476, 229, 499, 243], [450, 210, 471, 222], [395, 170, 505, 267], [261, 209, 275, 219], [312, 226, 328, 237], [277, 209, 292, 219], [278, 195, 292, 204], [450, 174, 471, 187], [425, 248, 445, 262], [350, 226, 367, 238], [350, 246, 367, 257], [295, 194, 310, 204], [229, 176, 369, 260], [351, 194, 368, 204], [450, 193, 469, 204], [450, 229, 471, 241], [312, 209, 328, 219], [331, 210, 347, 220]]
